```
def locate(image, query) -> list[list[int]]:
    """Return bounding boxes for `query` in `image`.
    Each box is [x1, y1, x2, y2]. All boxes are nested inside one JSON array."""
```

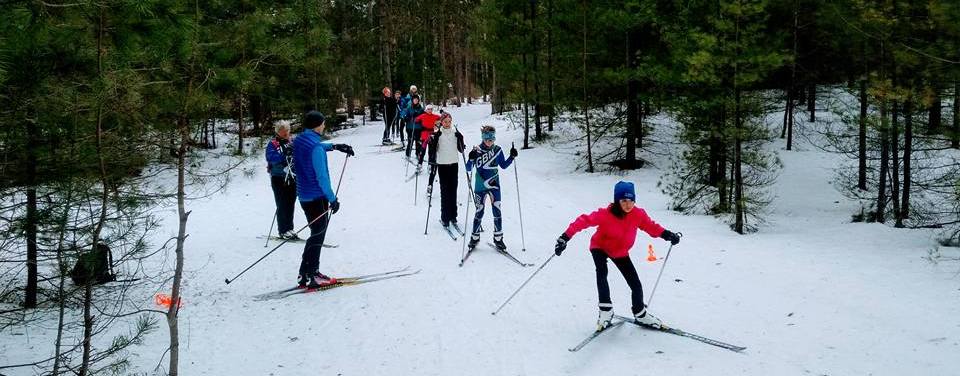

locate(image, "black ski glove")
[[332, 144, 354, 157], [509, 146, 518, 158], [660, 230, 680, 245], [468, 148, 480, 161], [330, 200, 340, 214], [555, 233, 570, 256]]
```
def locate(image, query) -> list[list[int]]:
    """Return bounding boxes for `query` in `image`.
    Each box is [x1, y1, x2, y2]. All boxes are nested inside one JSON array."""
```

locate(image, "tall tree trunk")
[[876, 101, 889, 223], [236, 95, 244, 154], [787, 88, 795, 150], [625, 29, 640, 164], [24, 119, 38, 309], [858, 78, 868, 190], [781, 88, 790, 139], [378, 0, 392, 86], [928, 86, 941, 135], [491, 64, 501, 114], [716, 109, 729, 213], [953, 81, 959, 149], [167, 115, 189, 376], [807, 83, 816, 122], [546, 0, 554, 132], [25, 187, 37, 308], [582, 0, 593, 173], [891, 101, 901, 227], [531, 0, 542, 140], [734, 88, 745, 233], [901, 99, 912, 220]]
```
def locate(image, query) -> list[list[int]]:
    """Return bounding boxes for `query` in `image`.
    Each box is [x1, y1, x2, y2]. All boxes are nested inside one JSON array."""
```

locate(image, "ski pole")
[[491, 253, 555, 315], [225, 156, 350, 285], [511, 143, 526, 252], [646, 232, 682, 307], [424, 166, 436, 235], [459, 151, 476, 264], [264, 209, 277, 247]]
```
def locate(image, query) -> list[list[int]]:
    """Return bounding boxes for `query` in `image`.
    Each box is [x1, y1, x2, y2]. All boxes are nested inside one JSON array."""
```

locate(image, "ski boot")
[[306, 271, 338, 289], [633, 307, 662, 329], [297, 273, 310, 288], [279, 230, 300, 240], [492, 235, 507, 251], [597, 309, 614, 331], [467, 233, 480, 250]]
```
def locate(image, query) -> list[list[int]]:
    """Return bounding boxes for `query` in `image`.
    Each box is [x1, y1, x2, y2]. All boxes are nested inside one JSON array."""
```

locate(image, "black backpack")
[[70, 243, 116, 286]]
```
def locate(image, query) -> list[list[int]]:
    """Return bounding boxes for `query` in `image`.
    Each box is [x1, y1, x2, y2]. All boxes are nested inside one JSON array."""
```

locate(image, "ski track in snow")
[[3, 103, 960, 375]]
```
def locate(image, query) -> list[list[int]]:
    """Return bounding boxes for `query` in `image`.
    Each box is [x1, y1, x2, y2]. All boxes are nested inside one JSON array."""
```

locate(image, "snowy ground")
[[4, 103, 960, 375]]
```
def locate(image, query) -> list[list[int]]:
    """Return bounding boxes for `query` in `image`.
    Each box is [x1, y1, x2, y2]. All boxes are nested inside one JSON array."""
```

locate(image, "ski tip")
[[224, 278, 231, 284]]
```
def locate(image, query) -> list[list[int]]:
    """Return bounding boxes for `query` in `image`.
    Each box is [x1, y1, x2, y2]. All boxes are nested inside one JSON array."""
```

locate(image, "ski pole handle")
[[491, 253, 555, 315]]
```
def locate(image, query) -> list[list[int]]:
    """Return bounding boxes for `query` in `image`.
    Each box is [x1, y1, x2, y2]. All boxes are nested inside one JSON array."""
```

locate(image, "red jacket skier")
[[554, 181, 681, 330]]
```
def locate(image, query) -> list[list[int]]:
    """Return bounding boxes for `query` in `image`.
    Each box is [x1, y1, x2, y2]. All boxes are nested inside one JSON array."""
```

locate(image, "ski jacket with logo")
[[465, 143, 513, 192], [265, 137, 294, 179], [563, 206, 665, 259]]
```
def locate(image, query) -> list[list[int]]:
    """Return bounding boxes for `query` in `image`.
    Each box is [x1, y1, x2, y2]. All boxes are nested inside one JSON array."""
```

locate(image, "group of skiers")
[[265, 87, 683, 330]]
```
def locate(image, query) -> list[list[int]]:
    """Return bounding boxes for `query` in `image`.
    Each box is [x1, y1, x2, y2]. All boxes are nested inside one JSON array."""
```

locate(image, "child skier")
[[465, 125, 518, 251], [265, 123, 298, 240], [292, 110, 355, 288], [413, 105, 441, 167], [425, 113, 465, 233], [553, 181, 682, 330]]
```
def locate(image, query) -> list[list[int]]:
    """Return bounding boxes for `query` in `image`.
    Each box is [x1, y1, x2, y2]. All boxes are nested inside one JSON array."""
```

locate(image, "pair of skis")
[[459, 241, 533, 267], [253, 267, 420, 301], [568, 315, 746, 353], [441, 220, 465, 240]]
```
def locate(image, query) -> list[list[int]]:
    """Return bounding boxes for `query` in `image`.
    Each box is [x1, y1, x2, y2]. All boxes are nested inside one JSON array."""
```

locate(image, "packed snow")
[[3, 102, 959, 375]]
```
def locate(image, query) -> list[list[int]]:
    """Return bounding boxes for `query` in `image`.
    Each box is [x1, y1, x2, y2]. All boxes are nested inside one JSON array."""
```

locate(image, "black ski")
[[487, 242, 533, 267], [613, 315, 746, 352], [256, 236, 338, 248], [254, 267, 412, 301], [449, 222, 466, 236], [442, 222, 458, 241], [568, 319, 626, 352]]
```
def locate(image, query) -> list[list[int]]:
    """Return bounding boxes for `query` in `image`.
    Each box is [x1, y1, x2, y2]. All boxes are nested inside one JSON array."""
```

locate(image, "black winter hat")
[[304, 110, 325, 129]]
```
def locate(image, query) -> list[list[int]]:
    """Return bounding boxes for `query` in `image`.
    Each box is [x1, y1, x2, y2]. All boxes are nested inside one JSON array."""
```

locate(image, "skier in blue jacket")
[[465, 125, 518, 251], [265, 123, 298, 240], [292, 110, 354, 288]]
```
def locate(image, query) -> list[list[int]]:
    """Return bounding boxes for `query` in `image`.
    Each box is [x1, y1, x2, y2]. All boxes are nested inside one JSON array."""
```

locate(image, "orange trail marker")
[[647, 244, 657, 262], [154, 293, 183, 309]]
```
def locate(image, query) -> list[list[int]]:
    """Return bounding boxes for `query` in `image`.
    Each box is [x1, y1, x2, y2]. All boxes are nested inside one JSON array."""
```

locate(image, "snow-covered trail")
[[153, 103, 958, 375], [5, 103, 956, 375]]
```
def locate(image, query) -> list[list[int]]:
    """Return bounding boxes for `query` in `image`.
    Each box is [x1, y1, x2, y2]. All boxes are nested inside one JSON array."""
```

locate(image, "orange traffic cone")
[[647, 244, 657, 262]]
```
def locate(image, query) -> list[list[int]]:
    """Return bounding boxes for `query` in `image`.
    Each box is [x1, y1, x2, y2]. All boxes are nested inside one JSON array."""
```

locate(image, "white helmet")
[[410, 85, 418, 92]]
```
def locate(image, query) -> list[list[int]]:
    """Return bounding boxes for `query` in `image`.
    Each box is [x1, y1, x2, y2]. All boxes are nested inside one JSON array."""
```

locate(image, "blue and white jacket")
[[265, 137, 294, 180], [292, 129, 336, 203], [466, 143, 514, 192]]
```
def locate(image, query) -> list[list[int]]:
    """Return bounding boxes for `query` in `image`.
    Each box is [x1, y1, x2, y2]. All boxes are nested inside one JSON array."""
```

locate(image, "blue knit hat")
[[614, 181, 636, 202]]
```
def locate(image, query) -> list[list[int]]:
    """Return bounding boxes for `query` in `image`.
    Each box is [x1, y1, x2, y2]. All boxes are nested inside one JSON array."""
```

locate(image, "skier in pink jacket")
[[554, 181, 681, 330]]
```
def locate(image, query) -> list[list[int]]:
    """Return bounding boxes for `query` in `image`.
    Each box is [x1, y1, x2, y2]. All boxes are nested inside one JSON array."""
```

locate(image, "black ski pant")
[[270, 176, 297, 234], [591, 249, 645, 315], [397, 119, 406, 142], [437, 163, 459, 224], [382, 116, 392, 141], [299, 199, 330, 275]]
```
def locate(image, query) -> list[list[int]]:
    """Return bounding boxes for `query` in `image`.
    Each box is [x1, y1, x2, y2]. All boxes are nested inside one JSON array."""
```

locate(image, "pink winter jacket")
[[563, 206, 665, 259]]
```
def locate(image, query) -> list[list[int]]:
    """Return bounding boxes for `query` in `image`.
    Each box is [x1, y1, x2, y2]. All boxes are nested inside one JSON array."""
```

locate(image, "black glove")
[[555, 233, 570, 256], [468, 148, 480, 161], [509, 146, 518, 158], [660, 230, 680, 245], [332, 144, 354, 157], [330, 200, 340, 214]]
